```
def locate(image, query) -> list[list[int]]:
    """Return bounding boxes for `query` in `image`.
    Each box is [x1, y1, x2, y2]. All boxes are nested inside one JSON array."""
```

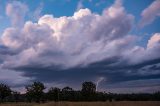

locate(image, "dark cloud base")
[[10, 57, 160, 93]]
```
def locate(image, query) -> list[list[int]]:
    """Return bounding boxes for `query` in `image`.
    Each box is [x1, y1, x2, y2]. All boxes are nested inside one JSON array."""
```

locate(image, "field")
[[0, 101, 160, 106]]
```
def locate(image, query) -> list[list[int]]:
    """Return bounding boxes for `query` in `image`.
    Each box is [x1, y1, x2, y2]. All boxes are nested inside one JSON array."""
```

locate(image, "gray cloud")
[[0, 68, 32, 87]]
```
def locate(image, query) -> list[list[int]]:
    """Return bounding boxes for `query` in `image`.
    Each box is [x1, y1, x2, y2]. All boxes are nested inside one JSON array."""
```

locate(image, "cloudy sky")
[[0, 0, 160, 93]]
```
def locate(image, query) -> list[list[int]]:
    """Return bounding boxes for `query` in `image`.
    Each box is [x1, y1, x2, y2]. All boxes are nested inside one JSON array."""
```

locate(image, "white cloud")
[[76, 0, 84, 11], [123, 33, 160, 65], [31, 2, 44, 21], [147, 33, 160, 48], [6, 1, 28, 27], [1, 0, 134, 69], [1, 0, 160, 71], [139, 0, 160, 27]]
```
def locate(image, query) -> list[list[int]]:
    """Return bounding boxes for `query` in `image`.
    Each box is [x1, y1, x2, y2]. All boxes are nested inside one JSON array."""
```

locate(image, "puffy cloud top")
[[1, 1, 134, 69], [147, 33, 160, 48]]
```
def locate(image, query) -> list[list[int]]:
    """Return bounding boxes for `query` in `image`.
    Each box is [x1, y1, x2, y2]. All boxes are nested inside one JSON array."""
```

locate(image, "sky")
[[0, 0, 160, 93]]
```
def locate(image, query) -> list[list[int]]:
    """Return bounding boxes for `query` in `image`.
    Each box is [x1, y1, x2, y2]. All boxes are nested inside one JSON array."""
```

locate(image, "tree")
[[81, 81, 96, 101], [62, 86, 73, 92], [62, 86, 74, 101], [47, 87, 60, 101], [12, 91, 20, 102], [25, 82, 45, 103], [0, 83, 11, 102], [82, 81, 96, 94]]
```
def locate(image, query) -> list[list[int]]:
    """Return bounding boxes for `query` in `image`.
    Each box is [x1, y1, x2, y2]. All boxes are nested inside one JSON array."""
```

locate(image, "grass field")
[[0, 101, 160, 106]]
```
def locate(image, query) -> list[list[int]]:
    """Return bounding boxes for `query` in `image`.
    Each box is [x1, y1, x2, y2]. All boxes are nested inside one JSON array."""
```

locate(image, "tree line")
[[0, 81, 160, 103]]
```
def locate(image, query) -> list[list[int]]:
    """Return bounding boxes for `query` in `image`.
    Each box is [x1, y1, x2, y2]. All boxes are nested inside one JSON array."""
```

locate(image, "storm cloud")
[[0, 0, 160, 93]]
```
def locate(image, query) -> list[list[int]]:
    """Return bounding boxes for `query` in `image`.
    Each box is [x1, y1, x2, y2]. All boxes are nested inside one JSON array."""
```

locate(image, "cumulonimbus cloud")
[[0, 0, 160, 92], [1, 0, 134, 69]]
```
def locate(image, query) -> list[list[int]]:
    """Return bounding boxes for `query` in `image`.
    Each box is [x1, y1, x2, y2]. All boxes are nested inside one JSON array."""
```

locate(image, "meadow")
[[0, 101, 160, 106]]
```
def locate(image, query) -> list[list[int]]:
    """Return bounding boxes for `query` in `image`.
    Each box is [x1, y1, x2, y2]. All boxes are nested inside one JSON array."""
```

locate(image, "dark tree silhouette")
[[25, 82, 45, 103], [0, 81, 159, 102], [47, 87, 60, 102], [81, 81, 96, 101], [62, 86, 73, 92], [82, 81, 96, 93], [12, 91, 20, 102], [62, 86, 74, 101], [0, 83, 11, 102]]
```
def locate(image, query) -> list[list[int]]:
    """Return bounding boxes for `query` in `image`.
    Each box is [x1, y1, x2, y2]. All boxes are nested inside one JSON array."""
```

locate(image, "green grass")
[[0, 101, 160, 106]]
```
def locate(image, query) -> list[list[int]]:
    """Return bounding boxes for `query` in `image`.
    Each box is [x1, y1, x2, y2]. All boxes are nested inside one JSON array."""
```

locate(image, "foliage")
[[47, 87, 60, 101], [0, 83, 11, 102], [25, 82, 45, 103], [0, 81, 159, 103], [81, 81, 96, 101]]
